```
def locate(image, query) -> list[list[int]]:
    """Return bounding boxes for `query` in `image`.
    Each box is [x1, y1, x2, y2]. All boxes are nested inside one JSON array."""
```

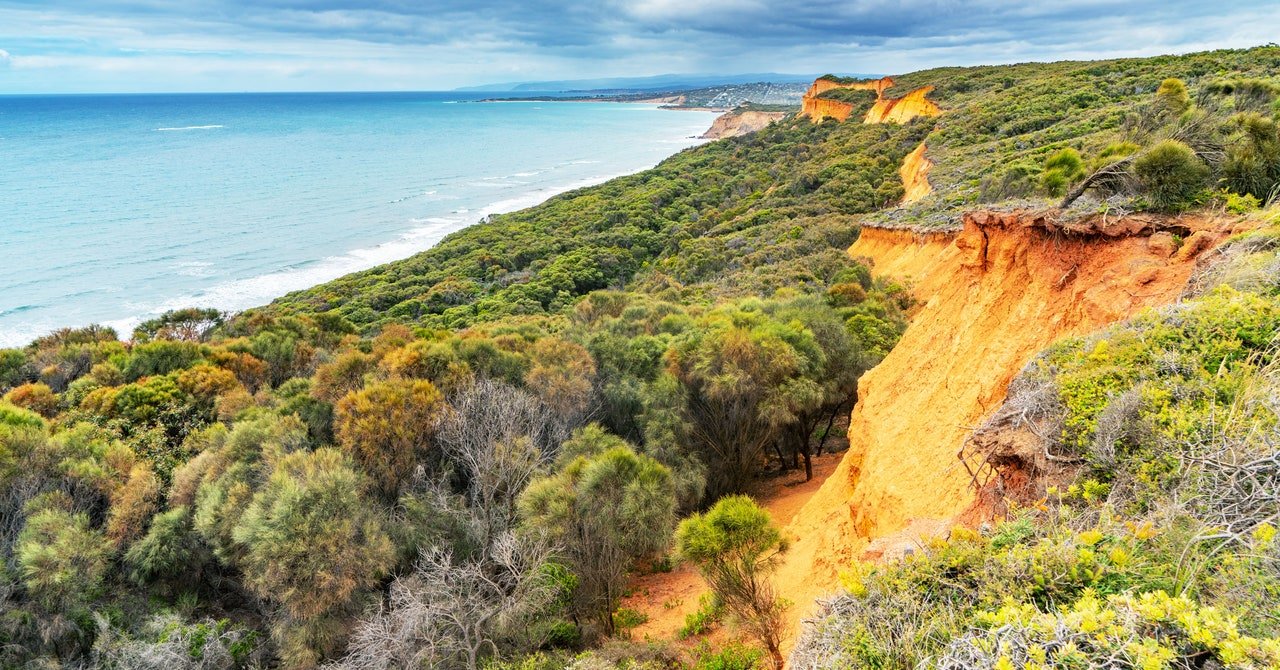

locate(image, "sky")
[[0, 0, 1278, 94]]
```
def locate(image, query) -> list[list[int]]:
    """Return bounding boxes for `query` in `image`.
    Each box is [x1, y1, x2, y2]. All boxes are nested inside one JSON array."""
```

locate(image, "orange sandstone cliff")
[[865, 85, 942, 124], [899, 143, 934, 204], [774, 211, 1247, 650], [701, 109, 787, 139], [800, 75, 941, 203], [800, 76, 893, 122], [800, 76, 940, 126]]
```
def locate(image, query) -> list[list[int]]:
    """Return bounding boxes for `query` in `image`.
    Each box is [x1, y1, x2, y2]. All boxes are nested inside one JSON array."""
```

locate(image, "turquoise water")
[[0, 92, 717, 346]]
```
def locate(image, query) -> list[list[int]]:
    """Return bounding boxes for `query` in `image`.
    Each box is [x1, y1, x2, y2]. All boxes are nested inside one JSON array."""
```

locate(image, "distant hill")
[[455, 72, 862, 93]]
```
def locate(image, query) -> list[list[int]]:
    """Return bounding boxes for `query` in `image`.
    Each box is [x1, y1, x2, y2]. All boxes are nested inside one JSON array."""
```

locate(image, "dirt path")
[[619, 446, 846, 646]]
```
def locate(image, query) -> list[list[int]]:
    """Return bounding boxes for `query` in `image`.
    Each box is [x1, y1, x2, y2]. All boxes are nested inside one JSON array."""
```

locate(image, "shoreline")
[[0, 107, 719, 348], [480, 98, 732, 111]]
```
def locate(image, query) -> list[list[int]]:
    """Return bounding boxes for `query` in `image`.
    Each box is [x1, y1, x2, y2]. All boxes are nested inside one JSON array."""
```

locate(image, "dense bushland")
[[3, 46, 1280, 669], [0, 254, 905, 668]]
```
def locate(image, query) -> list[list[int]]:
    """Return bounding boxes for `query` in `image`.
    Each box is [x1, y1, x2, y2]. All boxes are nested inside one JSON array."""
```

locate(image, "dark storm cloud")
[[0, 0, 1275, 92], [0, 0, 1260, 48]]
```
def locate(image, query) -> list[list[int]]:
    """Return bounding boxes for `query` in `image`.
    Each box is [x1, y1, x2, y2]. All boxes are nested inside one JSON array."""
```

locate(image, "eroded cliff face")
[[865, 85, 942, 124], [773, 211, 1247, 649], [800, 76, 893, 122], [800, 76, 940, 126], [701, 110, 787, 139], [800, 97, 861, 123], [800, 75, 941, 204], [899, 143, 934, 203]]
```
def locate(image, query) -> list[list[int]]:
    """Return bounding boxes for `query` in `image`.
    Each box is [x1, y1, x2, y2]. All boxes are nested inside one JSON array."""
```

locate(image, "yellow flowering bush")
[[939, 590, 1280, 669]]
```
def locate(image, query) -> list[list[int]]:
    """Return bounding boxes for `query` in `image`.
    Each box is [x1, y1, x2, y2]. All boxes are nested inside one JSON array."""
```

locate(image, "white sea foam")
[[0, 103, 721, 349], [154, 125, 224, 131], [0, 323, 59, 348], [172, 261, 214, 278], [103, 170, 639, 330]]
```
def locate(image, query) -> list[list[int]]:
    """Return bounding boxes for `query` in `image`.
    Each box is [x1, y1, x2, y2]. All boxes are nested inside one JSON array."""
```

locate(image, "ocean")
[[0, 92, 719, 347]]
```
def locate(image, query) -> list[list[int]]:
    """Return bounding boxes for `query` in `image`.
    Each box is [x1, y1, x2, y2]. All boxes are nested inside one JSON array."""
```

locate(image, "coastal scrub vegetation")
[[2, 46, 1280, 669], [869, 46, 1280, 227], [0, 191, 906, 666]]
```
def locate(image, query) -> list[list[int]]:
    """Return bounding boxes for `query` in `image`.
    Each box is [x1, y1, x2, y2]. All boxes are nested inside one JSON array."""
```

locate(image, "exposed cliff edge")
[[799, 75, 941, 203], [799, 76, 892, 122], [800, 76, 941, 126], [899, 142, 933, 203], [701, 109, 787, 139], [865, 85, 942, 124], [772, 210, 1250, 648]]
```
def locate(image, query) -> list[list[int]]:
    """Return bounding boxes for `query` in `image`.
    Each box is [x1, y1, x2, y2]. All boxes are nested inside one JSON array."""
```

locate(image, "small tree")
[[676, 495, 789, 669], [232, 447, 395, 666], [519, 444, 676, 636], [132, 307, 224, 343], [666, 305, 821, 497]]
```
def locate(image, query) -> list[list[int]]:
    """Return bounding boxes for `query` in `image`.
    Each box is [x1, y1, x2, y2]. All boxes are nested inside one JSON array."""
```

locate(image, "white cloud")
[[0, 48, 11, 67]]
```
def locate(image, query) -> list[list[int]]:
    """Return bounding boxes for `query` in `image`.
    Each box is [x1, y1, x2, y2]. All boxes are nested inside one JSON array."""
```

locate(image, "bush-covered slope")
[[2, 46, 1280, 670], [265, 118, 924, 332]]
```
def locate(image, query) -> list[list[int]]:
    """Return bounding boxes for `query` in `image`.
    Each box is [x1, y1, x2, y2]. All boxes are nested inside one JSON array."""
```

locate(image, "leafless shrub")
[[959, 368, 1070, 495], [90, 613, 262, 670], [1184, 229, 1280, 298], [981, 370, 1067, 450], [935, 616, 1137, 670], [1089, 388, 1149, 474], [332, 532, 557, 670], [435, 378, 572, 545], [1179, 426, 1280, 540], [789, 589, 963, 670]]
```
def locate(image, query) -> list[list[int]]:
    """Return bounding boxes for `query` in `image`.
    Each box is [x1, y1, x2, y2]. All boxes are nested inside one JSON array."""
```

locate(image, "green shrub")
[[1039, 148, 1086, 197], [610, 608, 648, 639], [1155, 77, 1192, 116], [1222, 113, 1280, 201], [124, 505, 203, 586], [1133, 140, 1210, 211], [1089, 141, 1141, 171], [694, 642, 765, 670], [0, 401, 45, 430], [676, 495, 788, 669], [679, 592, 724, 639], [938, 590, 1280, 669], [16, 508, 112, 611]]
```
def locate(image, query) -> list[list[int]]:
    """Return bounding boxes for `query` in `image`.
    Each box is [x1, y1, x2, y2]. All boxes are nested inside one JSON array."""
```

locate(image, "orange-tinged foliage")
[[334, 378, 446, 496], [311, 349, 374, 403], [177, 363, 241, 401], [106, 463, 162, 548], [524, 338, 596, 420], [3, 382, 59, 418], [380, 339, 473, 393], [370, 323, 415, 360], [208, 349, 269, 391]]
